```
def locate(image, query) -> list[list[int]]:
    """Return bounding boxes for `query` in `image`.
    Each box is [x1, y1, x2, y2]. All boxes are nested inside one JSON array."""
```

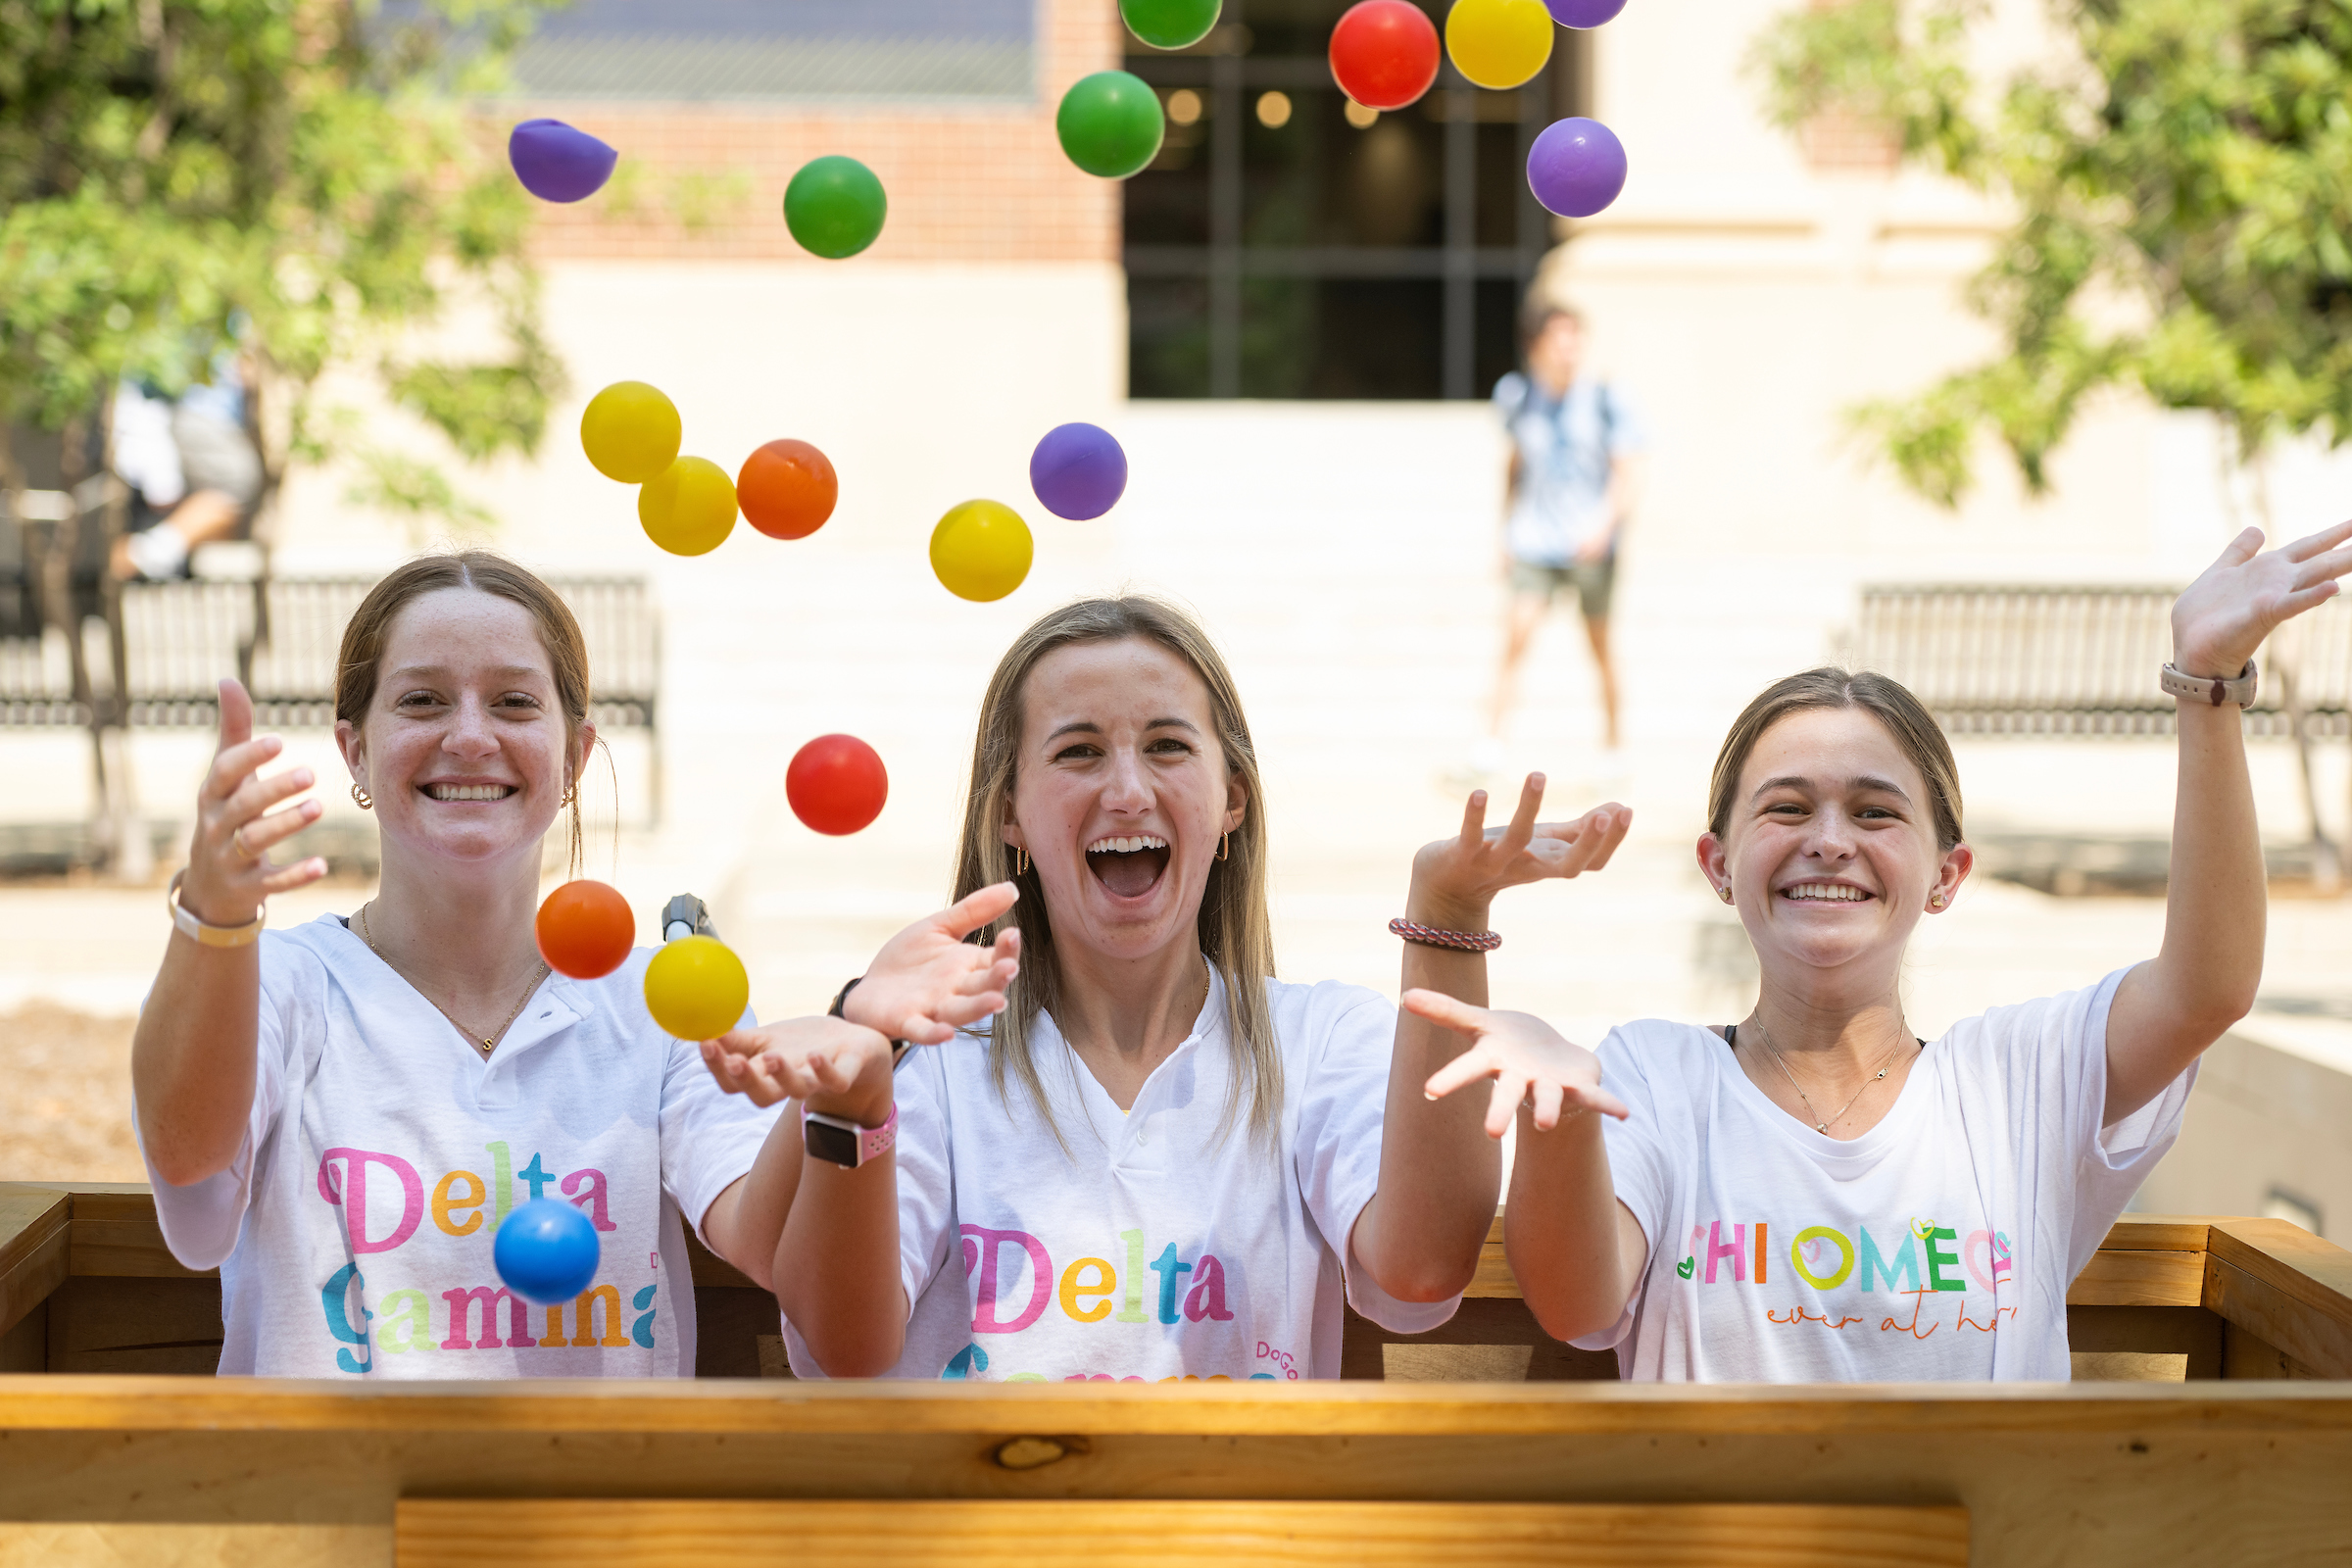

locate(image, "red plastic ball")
[[786, 734, 889, 836], [1330, 0, 1441, 112], [535, 879, 635, 979], [737, 438, 838, 541]]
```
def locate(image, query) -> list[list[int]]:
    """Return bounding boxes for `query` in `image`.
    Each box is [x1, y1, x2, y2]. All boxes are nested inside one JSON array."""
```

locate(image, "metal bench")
[[0, 569, 660, 738], [1846, 583, 2352, 739]]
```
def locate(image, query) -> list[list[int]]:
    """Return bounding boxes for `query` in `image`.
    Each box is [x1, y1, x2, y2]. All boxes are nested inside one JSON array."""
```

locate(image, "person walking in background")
[[1473, 299, 1646, 781], [109, 351, 264, 581]]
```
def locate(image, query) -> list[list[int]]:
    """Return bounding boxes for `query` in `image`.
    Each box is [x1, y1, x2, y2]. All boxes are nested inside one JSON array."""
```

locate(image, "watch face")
[[804, 1116, 861, 1167]]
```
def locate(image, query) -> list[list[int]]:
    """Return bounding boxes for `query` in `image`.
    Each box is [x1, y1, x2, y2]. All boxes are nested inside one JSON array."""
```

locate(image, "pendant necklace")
[[359, 901, 545, 1058]]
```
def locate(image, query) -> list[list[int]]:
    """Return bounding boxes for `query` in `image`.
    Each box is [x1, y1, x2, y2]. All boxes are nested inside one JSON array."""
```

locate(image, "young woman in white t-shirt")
[[1403, 521, 2352, 1381], [707, 594, 1630, 1380], [132, 552, 1008, 1378]]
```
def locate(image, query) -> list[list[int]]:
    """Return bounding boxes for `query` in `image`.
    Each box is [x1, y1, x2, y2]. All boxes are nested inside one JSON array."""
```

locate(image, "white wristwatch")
[[802, 1102, 899, 1168], [2160, 660, 2258, 708]]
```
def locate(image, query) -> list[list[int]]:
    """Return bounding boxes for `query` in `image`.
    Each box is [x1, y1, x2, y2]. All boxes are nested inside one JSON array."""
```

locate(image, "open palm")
[[2173, 519, 2352, 677], [1411, 773, 1631, 917]]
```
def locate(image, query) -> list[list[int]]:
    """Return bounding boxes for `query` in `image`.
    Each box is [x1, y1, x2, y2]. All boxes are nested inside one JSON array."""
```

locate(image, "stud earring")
[[561, 780, 577, 808], [1719, 885, 1733, 905], [351, 783, 372, 810], [1930, 892, 1946, 908]]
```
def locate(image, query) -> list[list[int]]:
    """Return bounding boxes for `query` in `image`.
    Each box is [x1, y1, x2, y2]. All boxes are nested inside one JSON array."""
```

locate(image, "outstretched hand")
[[180, 678, 328, 927], [701, 1015, 895, 1124], [2173, 519, 2352, 677], [1409, 773, 1631, 924], [1404, 989, 1630, 1139], [842, 883, 1022, 1045]]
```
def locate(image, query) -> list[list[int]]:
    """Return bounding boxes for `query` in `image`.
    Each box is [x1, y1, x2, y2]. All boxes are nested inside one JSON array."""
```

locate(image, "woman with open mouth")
[[1405, 519, 2352, 1380], [707, 594, 1629, 1381]]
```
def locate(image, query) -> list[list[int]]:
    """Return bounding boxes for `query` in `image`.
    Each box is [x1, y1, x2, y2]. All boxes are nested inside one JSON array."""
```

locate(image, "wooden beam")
[[2201, 1219, 2352, 1380], [2067, 1249, 2204, 1307], [392, 1499, 1969, 1568], [62, 1189, 213, 1280], [0, 1189, 69, 1340]]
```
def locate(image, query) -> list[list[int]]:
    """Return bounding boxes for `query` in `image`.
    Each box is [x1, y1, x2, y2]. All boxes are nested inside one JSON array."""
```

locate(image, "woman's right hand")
[[842, 883, 1023, 1045], [1404, 989, 1630, 1138], [181, 678, 327, 926], [1407, 773, 1630, 927]]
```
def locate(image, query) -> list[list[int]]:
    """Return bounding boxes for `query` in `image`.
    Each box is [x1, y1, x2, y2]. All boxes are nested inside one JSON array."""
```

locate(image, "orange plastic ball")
[[737, 439, 839, 541], [535, 879, 635, 979]]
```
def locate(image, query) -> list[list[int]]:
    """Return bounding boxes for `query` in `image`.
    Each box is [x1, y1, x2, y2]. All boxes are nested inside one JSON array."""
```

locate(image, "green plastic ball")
[[1121, 0, 1222, 50], [1055, 72, 1166, 180], [783, 156, 887, 260]]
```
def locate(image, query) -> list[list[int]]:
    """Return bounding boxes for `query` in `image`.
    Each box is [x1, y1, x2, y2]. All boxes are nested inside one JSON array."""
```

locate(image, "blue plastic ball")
[[1029, 422, 1129, 520], [493, 1198, 602, 1304], [509, 119, 618, 204]]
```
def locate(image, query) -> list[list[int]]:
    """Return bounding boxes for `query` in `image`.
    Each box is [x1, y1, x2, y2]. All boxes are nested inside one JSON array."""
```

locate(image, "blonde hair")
[[1708, 667, 1965, 852], [334, 551, 599, 878], [950, 596, 1280, 1148]]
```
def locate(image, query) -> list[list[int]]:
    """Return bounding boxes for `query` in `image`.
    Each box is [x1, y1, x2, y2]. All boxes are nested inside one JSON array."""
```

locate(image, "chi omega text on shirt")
[[313, 1140, 656, 1373], [1671, 1214, 2019, 1342], [938, 1219, 1295, 1383]]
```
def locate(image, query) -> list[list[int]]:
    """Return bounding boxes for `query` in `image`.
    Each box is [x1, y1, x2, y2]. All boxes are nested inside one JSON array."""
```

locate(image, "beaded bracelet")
[[1389, 917, 1501, 952]]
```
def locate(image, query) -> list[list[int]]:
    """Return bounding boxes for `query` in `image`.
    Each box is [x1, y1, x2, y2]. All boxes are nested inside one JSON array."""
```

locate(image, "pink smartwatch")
[[802, 1102, 899, 1168]]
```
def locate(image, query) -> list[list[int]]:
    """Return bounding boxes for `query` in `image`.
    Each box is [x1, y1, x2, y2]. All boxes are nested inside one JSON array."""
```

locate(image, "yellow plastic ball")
[[929, 499, 1034, 603], [580, 381, 682, 483], [1446, 0, 1553, 90], [637, 457, 738, 557], [642, 935, 750, 1041]]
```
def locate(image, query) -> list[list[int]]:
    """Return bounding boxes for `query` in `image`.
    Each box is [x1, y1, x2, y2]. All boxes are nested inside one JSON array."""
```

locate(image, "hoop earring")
[[351, 783, 372, 810], [1216, 832, 1231, 861], [1014, 846, 1028, 876]]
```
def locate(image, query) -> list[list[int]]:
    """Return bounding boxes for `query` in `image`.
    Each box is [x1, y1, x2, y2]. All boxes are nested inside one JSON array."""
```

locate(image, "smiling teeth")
[[425, 784, 513, 802], [1088, 835, 1168, 854], [1784, 883, 1866, 902]]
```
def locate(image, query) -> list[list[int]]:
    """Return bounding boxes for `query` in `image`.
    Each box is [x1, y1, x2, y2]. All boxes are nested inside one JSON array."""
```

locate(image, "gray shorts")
[[1509, 556, 1616, 620], [172, 406, 263, 507]]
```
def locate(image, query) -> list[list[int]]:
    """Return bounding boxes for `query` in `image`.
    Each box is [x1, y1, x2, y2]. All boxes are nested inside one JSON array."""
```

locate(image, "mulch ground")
[[0, 1003, 144, 1182]]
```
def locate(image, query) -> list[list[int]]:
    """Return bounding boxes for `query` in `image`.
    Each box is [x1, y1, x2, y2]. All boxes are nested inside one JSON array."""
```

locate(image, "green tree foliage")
[[0, 0, 564, 530], [1750, 0, 2352, 507]]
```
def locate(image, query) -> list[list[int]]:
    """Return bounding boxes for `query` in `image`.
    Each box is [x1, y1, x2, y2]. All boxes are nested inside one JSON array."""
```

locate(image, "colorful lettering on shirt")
[[377, 1289, 432, 1354], [573, 1284, 629, 1347], [431, 1169, 485, 1236], [484, 1141, 515, 1229], [1149, 1244, 1194, 1325], [963, 1224, 1054, 1334], [561, 1166, 617, 1232], [1058, 1257, 1116, 1323], [631, 1283, 659, 1348], [316, 1148, 423, 1254], [937, 1225, 1259, 1379], [1922, 1225, 1966, 1293], [1789, 1226, 1855, 1290], [1703, 1221, 1746, 1284], [441, 1285, 532, 1349], [519, 1152, 556, 1202], [1184, 1254, 1235, 1322], [1858, 1226, 1921, 1294], [1688, 1218, 2016, 1298], [319, 1261, 372, 1374], [1116, 1229, 1148, 1323]]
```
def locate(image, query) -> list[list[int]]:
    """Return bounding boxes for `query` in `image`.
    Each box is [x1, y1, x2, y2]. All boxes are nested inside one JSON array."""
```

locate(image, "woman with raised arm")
[[131, 551, 1010, 1378], [706, 595, 1629, 1380], [1403, 521, 2352, 1381]]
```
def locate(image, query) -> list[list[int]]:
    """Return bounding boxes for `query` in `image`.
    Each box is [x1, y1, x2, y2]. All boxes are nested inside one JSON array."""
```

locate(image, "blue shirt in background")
[[1494, 371, 1644, 567]]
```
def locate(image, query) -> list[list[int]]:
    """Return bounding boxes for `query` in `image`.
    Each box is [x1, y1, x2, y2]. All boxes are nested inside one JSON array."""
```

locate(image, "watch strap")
[[802, 1101, 900, 1167], [828, 975, 911, 1065], [167, 870, 266, 949], [2160, 659, 2258, 708]]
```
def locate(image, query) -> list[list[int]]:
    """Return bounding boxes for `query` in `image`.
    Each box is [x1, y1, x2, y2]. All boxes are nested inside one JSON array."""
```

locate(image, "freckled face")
[[1703, 707, 1964, 977], [334, 589, 588, 869], [1003, 638, 1247, 966]]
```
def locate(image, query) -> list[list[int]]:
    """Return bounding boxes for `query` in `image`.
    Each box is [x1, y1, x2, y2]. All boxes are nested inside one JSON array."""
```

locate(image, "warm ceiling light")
[[1344, 99, 1379, 129], [1167, 88, 1203, 125], [1256, 90, 1293, 128]]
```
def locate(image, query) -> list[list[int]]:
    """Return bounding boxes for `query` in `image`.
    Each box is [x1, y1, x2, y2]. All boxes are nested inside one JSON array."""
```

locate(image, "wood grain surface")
[[392, 1499, 1970, 1568]]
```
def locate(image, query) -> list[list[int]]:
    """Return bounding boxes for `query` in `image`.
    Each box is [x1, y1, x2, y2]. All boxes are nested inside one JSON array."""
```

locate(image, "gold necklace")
[[1747, 1013, 1915, 1135], [359, 901, 546, 1058]]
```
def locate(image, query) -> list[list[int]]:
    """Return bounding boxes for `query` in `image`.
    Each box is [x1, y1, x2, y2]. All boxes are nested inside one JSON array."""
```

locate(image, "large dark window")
[[1124, 0, 1580, 399]]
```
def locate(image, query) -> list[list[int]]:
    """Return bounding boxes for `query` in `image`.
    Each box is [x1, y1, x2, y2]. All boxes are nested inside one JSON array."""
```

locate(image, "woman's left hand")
[[1404, 989, 1631, 1138], [843, 884, 1023, 1046], [2172, 519, 2352, 676], [1408, 774, 1631, 926]]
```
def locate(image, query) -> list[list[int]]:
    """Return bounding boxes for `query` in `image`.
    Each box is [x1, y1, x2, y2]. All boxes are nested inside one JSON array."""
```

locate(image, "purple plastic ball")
[[1029, 422, 1129, 521], [1544, 0, 1628, 25], [1527, 117, 1627, 219], [509, 119, 618, 204]]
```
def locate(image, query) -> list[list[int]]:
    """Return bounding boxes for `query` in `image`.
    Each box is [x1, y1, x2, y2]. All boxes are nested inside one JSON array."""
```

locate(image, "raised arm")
[[1349, 777, 1629, 1302], [1405, 992, 1645, 1343], [2105, 519, 2352, 1123], [133, 680, 327, 1185]]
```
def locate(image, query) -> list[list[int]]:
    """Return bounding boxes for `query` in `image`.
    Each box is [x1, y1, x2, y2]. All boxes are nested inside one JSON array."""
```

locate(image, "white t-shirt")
[[139, 914, 778, 1378], [1570, 969, 2193, 1381], [787, 966, 1459, 1383]]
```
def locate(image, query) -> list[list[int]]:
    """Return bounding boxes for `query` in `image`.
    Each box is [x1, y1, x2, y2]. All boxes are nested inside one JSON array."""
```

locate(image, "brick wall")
[[514, 0, 1122, 264]]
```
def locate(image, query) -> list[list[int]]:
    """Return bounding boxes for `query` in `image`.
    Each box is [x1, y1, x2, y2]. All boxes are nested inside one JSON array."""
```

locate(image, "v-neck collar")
[[1047, 959, 1223, 1130], [327, 912, 575, 1080]]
